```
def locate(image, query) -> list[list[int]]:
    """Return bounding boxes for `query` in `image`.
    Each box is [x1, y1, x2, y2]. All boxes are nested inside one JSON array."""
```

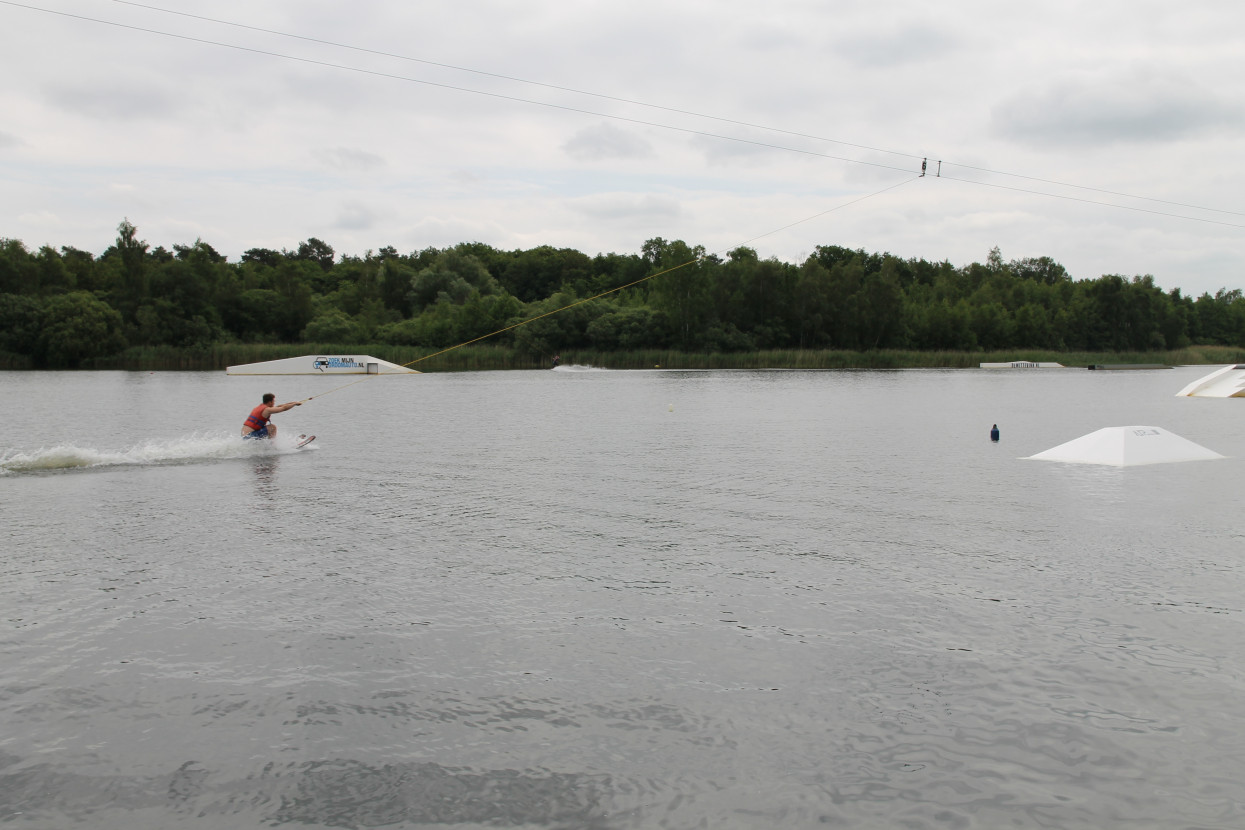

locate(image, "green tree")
[[102, 218, 150, 320], [241, 248, 283, 268], [133, 298, 216, 347], [409, 250, 501, 312], [501, 246, 594, 302], [292, 237, 335, 271], [588, 251, 649, 298], [377, 255, 418, 317], [825, 255, 866, 348], [379, 300, 458, 347], [856, 258, 907, 348], [1011, 255, 1070, 285], [302, 309, 363, 342], [969, 301, 1014, 350], [223, 288, 285, 341], [133, 240, 228, 345], [1013, 303, 1056, 348], [644, 239, 710, 349], [60, 246, 105, 293], [586, 305, 670, 350], [739, 256, 798, 348], [272, 261, 316, 340], [1192, 289, 1245, 346], [0, 293, 43, 357], [454, 292, 521, 344], [0, 239, 39, 294], [793, 259, 834, 348], [33, 246, 74, 294], [36, 292, 127, 367], [513, 290, 599, 355]]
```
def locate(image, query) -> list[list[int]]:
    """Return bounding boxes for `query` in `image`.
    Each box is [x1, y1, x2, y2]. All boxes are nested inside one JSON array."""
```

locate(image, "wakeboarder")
[[242, 393, 302, 440]]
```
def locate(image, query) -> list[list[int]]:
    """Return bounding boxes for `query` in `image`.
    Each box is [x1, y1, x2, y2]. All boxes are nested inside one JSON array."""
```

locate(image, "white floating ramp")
[[980, 361, 1065, 368], [1175, 364, 1245, 398], [226, 355, 419, 375], [1027, 426, 1224, 467]]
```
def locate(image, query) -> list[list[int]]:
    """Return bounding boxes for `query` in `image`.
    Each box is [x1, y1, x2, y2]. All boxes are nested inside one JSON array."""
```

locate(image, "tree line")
[[1, 219, 1243, 368]]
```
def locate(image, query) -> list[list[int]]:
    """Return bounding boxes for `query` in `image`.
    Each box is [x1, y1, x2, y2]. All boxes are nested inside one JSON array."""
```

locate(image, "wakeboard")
[[295, 434, 317, 449]]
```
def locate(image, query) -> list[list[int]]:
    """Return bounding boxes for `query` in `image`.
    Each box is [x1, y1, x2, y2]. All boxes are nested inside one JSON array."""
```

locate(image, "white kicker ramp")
[[227, 355, 419, 375], [1175, 365, 1245, 398], [1027, 426, 1224, 467]]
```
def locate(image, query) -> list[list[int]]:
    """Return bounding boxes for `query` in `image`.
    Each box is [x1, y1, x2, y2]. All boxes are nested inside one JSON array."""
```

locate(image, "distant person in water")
[[990, 424, 1000, 443], [551, 354, 560, 368], [242, 393, 301, 440]]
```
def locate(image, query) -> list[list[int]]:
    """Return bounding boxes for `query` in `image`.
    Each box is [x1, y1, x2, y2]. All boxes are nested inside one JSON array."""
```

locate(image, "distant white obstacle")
[[1027, 426, 1224, 467], [1175, 365, 1245, 398], [226, 355, 419, 375], [980, 361, 1065, 368]]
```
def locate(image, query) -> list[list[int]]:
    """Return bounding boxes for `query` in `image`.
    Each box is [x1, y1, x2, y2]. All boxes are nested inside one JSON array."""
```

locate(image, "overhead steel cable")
[[104, 0, 927, 164], [95, 0, 1245, 220], [937, 173, 1245, 229], [3, 0, 1240, 226], [0, 0, 914, 175], [941, 163, 1245, 219]]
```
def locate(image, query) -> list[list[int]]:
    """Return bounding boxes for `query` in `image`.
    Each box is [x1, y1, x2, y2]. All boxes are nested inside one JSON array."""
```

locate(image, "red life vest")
[[244, 403, 270, 432]]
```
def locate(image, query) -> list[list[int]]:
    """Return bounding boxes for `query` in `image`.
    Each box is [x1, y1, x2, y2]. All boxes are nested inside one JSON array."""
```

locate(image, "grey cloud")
[[314, 147, 386, 171], [735, 24, 810, 53], [449, 169, 484, 186], [834, 23, 961, 68], [692, 132, 779, 167], [45, 84, 179, 121], [571, 193, 680, 222], [563, 123, 653, 161], [335, 201, 380, 231], [992, 71, 1244, 146], [0, 131, 22, 149]]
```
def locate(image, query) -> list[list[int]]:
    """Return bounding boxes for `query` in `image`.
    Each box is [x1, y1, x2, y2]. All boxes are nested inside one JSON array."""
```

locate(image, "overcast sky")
[[2, 0, 1243, 296]]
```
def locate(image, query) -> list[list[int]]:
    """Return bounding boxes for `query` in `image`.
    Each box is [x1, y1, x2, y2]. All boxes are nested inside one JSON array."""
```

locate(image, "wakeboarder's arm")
[[263, 401, 303, 417]]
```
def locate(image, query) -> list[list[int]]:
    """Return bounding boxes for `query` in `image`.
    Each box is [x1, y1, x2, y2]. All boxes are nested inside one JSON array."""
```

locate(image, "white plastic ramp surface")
[[1027, 426, 1224, 466], [226, 355, 419, 375], [1175, 365, 1245, 397]]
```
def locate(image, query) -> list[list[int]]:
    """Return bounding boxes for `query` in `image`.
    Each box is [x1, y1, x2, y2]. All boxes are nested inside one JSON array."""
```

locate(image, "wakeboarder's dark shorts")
[[242, 426, 270, 439]]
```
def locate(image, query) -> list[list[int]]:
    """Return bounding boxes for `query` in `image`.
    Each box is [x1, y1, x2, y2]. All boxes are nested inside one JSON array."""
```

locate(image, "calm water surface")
[[1, 366, 1243, 829]]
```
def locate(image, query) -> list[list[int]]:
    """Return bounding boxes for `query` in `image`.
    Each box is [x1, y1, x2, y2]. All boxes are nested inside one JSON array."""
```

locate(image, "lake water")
[[2, 365, 1243, 829]]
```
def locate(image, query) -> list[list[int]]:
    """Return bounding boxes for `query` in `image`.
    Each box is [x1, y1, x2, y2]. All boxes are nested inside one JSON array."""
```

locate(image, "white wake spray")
[[0, 431, 312, 474], [550, 364, 610, 372]]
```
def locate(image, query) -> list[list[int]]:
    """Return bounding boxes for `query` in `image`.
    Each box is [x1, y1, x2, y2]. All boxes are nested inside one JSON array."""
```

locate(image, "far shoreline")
[[2, 344, 1240, 372]]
